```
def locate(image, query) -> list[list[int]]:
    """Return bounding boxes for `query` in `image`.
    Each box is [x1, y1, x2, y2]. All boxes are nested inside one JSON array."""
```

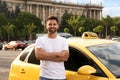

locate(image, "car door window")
[[20, 46, 40, 65], [27, 49, 40, 65], [65, 47, 107, 77], [65, 47, 91, 71], [20, 48, 31, 61]]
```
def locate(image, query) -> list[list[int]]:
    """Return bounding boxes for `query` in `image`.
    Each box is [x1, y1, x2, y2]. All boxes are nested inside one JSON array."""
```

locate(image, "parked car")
[[0, 42, 3, 50], [4, 41, 28, 50], [8, 32, 120, 80], [112, 37, 120, 42]]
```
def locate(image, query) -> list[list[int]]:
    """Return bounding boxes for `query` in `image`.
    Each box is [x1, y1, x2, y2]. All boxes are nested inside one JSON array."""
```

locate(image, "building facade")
[[2, 0, 103, 23]]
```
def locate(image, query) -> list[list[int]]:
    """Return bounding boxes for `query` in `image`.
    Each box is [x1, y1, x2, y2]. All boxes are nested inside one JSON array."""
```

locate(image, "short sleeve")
[[62, 38, 69, 50], [35, 37, 43, 48]]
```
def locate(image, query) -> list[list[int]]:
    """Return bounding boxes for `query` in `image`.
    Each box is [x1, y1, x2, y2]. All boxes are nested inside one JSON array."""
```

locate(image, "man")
[[35, 16, 69, 80]]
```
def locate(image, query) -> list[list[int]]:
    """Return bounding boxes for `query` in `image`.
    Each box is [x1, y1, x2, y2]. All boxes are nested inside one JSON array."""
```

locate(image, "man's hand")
[[57, 50, 69, 61]]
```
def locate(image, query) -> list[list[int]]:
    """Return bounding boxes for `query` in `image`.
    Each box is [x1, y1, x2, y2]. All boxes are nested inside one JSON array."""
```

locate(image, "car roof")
[[67, 37, 118, 47]]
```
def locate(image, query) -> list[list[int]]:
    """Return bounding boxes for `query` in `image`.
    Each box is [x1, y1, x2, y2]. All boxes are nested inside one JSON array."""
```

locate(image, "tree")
[[93, 25, 104, 37], [24, 23, 36, 40], [0, 13, 8, 26], [0, 1, 9, 17], [102, 15, 113, 38], [112, 17, 120, 36], [110, 26, 118, 37], [64, 28, 70, 38], [13, 12, 43, 40], [60, 10, 73, 33], [9, 5, 21, 19], [3, 23, 14, 42], [64, 28, 69, 33], [78, 27, 85, 36], [67, 15, 81, 36]]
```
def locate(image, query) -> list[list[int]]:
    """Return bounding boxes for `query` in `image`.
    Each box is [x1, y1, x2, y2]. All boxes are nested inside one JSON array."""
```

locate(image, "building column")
[[84, 10, 87, 18], [94, 10, 96, 19], [100, 10, 102, 20], [97, 10, 99, 20], [13, 4, 16, 11], [53, 6, 56, 16], [90, 10, 92, 18], [46, 6, 49, 17], [36, 5, 39, 17], [48, 6, 51, 16], [42, 5, 45, 24], [30, 4, 32, 13], [59, 7, 62, 22], [27, 4, 29, 12]]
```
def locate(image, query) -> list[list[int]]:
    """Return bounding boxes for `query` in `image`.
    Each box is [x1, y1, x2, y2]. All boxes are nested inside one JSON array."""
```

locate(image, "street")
[[0, 50, 22, 80]]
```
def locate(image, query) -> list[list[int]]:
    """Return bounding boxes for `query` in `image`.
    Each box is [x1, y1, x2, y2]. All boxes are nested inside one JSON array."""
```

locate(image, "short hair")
[[46, 16, 59, 24]]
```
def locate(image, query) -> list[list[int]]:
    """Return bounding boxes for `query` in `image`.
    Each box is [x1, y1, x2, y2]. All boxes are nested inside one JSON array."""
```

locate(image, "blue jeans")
[[40, 77, 66, 80]]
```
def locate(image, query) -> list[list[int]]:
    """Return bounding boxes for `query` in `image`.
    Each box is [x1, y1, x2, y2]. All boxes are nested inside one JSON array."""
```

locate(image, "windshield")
[[87, 43, 120, 77]]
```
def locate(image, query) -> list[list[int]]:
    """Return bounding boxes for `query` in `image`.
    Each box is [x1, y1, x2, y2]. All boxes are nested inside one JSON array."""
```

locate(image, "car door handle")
[[20, 69, 26, 74]]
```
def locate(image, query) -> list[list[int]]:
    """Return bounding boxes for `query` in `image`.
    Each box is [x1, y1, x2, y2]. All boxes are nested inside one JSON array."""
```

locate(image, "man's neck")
[[48, 32, 57, 39]]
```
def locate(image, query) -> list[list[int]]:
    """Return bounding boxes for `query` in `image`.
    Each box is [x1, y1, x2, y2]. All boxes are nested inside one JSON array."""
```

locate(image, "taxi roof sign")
[[82, 32, 98, 39]]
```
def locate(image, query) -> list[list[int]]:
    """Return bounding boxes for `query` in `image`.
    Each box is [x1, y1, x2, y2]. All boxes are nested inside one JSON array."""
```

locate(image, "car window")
[[87, 43, 120, 77], [65, 47, 107, 77], [20, 50, 30, 61], [20, 46, 34, 61], [28, 49, 40, 65], [20, 45, 40, 65], [65, 47, 92, 71]]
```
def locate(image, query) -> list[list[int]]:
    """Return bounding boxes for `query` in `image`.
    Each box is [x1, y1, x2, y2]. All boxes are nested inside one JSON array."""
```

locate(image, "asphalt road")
[[0, 50, 22, 80]]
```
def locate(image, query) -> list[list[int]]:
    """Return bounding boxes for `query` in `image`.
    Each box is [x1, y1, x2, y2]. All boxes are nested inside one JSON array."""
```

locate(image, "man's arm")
[[49, 50, 69, 62], [35, 48, 69, 62]]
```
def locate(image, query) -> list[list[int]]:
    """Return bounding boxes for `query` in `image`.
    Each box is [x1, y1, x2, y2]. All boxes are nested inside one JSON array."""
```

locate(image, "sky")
[[55, 0, 120, 17]]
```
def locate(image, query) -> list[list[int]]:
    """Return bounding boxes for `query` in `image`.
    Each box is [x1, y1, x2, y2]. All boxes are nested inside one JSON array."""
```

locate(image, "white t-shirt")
[[35, 34, 69, 79]]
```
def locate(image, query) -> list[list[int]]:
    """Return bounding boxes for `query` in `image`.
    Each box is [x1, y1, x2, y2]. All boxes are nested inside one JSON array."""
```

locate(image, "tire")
[[12, 47, 16, 51], [4, 47, 8, 50]]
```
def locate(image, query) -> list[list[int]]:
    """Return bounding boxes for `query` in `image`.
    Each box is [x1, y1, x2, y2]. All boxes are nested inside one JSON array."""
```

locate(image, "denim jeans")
[[40, 77, 66, 80]]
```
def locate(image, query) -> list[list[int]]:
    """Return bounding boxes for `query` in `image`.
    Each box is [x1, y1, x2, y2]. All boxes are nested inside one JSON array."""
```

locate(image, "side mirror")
[[77, 65, 96, 75]]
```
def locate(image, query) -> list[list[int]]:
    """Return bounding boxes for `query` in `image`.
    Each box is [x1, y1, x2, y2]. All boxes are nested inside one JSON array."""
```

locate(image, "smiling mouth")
[[49, 28, 57, 34]]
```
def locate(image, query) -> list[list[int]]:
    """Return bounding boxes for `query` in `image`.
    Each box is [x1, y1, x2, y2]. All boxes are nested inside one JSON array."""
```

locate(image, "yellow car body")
[[9, 32, 120, 80]]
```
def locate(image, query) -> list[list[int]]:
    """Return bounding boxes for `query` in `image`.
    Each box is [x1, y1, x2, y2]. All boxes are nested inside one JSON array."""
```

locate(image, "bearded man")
[[35, 16, 69, 80]]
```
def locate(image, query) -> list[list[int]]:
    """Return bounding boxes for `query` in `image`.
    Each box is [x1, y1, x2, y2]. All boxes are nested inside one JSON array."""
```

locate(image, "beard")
[[48, 27, 57, 34]]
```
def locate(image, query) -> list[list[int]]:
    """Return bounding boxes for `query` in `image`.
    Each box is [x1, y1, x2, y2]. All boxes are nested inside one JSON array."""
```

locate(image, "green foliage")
[[3, 23, 15, 41], [78, 27, 85, 35], [13, 12, 43, 40], [67, 15, 81, 36], [0, 1, 9, 16], [93, 25, 104, 37], [24, 23, 36, 40], [60, 10, 73, 33], [0, 13, 8, 26], [110, 26, 118, 37], [102, 15, 113, 37], [64, 28, 69, 33], [0, 27, 7, 41]]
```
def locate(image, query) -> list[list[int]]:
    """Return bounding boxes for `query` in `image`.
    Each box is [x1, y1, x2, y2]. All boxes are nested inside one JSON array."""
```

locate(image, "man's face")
[[46, 20, 59, 34]]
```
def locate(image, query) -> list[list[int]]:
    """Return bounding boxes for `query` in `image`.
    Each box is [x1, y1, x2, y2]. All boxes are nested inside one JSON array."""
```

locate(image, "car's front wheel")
[[4, 47, 8, 50], [12, 47, 16, 51]]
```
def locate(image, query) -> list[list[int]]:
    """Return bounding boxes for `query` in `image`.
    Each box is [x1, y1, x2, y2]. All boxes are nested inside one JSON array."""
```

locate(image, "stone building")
[[2, 0, 103, 23]]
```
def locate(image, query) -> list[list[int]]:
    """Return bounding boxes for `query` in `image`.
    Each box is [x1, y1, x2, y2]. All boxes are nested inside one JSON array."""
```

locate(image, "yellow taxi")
[[9, 32, 120, 80]]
